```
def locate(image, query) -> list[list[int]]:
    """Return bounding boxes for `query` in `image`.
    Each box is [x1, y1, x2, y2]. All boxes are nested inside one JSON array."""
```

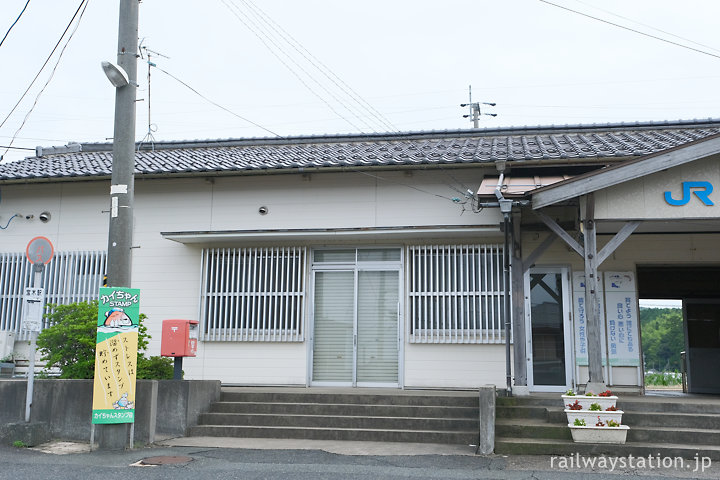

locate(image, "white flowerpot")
[[565, 409, 623, 426], [561, 395, 617, 410], [569, 424, 629, 444]]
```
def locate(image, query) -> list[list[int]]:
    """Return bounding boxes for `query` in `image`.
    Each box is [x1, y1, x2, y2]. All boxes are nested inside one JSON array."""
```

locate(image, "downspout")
[[495, 175, 513, 396]]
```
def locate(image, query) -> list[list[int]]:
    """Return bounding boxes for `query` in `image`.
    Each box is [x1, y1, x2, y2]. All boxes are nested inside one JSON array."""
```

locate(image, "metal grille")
[[200, 247, 307, 342], [407, 244, 509, 344], [0, 251, 106, 338]]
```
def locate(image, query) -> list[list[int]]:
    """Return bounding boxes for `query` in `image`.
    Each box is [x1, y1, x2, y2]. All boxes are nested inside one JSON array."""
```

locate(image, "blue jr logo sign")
[[664, 181, 714, 206]]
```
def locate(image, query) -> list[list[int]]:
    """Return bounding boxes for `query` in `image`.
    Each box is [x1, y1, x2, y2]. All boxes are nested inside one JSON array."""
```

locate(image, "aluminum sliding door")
[[311, 267, 400, 386]]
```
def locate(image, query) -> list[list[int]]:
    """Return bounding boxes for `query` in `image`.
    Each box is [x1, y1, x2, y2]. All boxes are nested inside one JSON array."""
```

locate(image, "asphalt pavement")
[[0, 438, 718, 480]]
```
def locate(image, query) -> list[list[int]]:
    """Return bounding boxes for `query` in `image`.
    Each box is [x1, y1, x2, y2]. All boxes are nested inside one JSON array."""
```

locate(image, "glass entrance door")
[[526, 268, 572, 391], [311, 265, 400, 386]]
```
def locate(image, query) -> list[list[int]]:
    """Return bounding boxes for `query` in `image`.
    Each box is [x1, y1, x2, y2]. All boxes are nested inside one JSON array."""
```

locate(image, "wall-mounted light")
[[39, 212, 51, 223], [258, 206, 269, 215]]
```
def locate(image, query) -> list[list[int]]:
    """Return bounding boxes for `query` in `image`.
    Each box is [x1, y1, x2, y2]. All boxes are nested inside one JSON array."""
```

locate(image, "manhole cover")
[[138, 455, 193, 466]]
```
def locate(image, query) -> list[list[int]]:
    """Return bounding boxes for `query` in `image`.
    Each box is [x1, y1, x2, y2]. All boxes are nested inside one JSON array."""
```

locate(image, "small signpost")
[[24, 236, 54, 423]]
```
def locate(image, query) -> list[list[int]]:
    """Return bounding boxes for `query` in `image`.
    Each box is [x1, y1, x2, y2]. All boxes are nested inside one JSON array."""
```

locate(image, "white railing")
[[407, 244, 510, 344], [0, 251, 106, 338], [200, 247, 307, 342]]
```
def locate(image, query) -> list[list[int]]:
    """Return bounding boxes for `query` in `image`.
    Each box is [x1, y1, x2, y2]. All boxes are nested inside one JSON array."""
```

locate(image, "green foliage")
[[640, 307, 684, 372], [37, 301, 160, 379], [12, 440, 28, 448], [589, 402, 602, 411], [137, 355, 174, 380], [573, 418, 586, 426], [645, 371, 682, 386], [36, 302, 99, 379]]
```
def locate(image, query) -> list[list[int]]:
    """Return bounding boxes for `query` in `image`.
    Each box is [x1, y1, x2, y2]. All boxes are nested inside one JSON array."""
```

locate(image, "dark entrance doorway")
[[637, 266, 720, 394]]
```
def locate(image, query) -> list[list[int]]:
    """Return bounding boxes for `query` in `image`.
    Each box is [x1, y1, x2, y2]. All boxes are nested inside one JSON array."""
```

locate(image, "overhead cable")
[[0, 0, 32, 49], [1, 0, 90, 159], [540, 0, 720, 61]]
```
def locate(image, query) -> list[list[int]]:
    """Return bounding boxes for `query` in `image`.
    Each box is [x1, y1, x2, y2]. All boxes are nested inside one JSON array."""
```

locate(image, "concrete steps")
[[188, 388, 479, 445], [495, 394, 720, 459]]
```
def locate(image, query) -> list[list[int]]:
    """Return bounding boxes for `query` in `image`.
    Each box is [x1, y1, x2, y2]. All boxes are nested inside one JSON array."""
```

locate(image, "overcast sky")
[[1, 0, 720, 163]]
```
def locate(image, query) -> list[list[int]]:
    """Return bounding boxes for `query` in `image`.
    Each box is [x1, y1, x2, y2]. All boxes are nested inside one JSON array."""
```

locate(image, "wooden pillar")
[[511, 212, 527, 390], [583, 194, 606, 393]]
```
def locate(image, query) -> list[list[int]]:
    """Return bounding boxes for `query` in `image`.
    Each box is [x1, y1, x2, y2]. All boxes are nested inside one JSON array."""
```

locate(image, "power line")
[[153, 66, 282, 138], [0, 0, 31, 49], [1, 0, 90, 159], [240, 0, 398, 133], [221, 0, 368, 133], [570, 0, 720, 54], [0, 0, 87, 131], [0, 145, 35, 151], [539, 0, 720, 61]]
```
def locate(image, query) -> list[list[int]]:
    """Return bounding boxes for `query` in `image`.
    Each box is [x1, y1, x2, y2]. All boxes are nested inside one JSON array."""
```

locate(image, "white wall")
[[1, 167, 507, 386], [404, 343, 509, 389]]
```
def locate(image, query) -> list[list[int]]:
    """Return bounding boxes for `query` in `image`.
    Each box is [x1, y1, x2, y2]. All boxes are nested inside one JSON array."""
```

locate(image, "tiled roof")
[[2, 119, 720, 182]]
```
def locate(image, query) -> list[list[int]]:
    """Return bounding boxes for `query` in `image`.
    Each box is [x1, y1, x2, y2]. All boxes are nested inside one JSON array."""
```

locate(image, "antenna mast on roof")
[[460, 85, 497, 128], [138, 42, 170, 150]]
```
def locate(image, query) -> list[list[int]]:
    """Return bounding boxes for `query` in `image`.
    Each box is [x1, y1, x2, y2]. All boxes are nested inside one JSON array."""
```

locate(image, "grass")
[[645, 371, 682, 386]]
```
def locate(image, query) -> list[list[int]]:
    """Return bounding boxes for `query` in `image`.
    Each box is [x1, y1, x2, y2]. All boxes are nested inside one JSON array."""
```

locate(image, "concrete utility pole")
[[96, 0, 139, 451], [106, 0, 139, 288]]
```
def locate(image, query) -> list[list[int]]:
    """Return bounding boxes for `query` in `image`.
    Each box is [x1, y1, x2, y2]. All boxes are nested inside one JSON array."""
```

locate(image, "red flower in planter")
[[598, 390, 613, 397], [595, 417, 605, 427], [605, 405, 618, 411], [568, 400, 582, 410]]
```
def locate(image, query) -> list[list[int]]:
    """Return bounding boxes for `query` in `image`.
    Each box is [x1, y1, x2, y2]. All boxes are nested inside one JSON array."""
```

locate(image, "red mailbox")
[[161, 319, 199, 357]]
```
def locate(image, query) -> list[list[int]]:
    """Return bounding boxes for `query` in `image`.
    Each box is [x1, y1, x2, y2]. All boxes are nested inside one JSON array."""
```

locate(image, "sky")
[[1, 0, 720, 164]]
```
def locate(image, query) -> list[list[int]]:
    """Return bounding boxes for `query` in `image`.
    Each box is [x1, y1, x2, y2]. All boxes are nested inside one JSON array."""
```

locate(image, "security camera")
[[258, 206, 269, 215], [39, 211, 51, 223]]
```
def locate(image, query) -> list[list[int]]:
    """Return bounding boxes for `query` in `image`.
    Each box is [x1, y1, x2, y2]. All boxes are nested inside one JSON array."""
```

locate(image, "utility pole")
[[95, 0, 139, 451], [107, 0, 139, 288], [461, 85, 496, 127]]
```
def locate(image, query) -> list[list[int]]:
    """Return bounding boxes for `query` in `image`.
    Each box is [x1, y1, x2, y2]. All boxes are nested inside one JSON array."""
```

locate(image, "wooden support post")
[[511, 212, 527, 392], [583, 194, 606, 393]]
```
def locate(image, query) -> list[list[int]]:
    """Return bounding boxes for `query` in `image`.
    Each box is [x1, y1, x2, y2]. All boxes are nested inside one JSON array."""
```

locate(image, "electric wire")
[[0, 214, 19, 230], [239, 0, 398, 133], [1, 0, 90, 159], [154, 66, 281, 138], [213, 1, 476, 201], [539, 0, 720, 61], [0, 0, 31, 49], [0, 0, 87, 132], [0, 145, 35, 151], [570, 0, 720, 54], [221, 0, 367, 133]]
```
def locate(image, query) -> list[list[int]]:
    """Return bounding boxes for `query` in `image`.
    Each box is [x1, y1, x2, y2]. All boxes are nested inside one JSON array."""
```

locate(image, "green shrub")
[[36, 301, 173, 379], [137, 355, 174, 380]]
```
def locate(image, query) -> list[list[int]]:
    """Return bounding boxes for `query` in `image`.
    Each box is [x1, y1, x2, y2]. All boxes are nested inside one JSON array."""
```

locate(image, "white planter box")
[[569, 424, 629, 444], [565, 409, 623, 426], [561, 395, 617, 410]]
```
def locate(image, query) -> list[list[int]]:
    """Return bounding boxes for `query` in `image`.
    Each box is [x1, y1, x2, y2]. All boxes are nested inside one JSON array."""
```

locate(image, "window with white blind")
[[407, 244, 509, 344], [0, 251, 106, 338], [200, 247, 307, 342]]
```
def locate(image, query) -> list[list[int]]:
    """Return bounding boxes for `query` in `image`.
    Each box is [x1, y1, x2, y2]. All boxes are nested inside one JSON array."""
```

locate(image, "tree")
[[640, 307, 684, 372], [37, 301, 173, 379]]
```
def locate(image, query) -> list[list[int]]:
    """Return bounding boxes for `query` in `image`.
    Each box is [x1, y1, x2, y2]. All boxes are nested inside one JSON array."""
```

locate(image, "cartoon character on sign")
[[608, 274, 632, 290], [113, 392, 134, 410], [103, 308, 133, 328]]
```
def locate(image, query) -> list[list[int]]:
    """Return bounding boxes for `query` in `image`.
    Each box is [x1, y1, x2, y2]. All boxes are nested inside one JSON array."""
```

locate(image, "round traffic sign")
[[26, 236, 54, 265]]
